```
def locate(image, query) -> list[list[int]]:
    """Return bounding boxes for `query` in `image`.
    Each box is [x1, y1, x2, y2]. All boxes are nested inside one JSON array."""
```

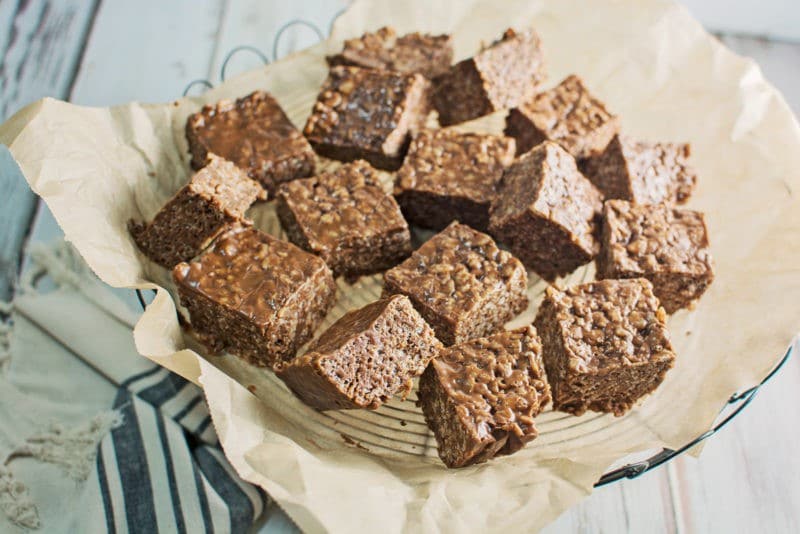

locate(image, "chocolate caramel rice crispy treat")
[[418, 326, 551, 468], [327, 26, 453, 79], [394, 128, 516, 232], [534, 278, 676, 417], [186, 90, 315, 195], [597, 200, 714, 313], [173, 226, 336, 368], [303, 66, 431, 170], [581, 135, 697, 205], [277, 295, 442, 411], [432, 28, 546, 126], [489, 141, 603, 281], [129, 155, 265, 268], [383, 222, 528, 346], [504, 75, 619, 159], [276, 160, 411, 278]]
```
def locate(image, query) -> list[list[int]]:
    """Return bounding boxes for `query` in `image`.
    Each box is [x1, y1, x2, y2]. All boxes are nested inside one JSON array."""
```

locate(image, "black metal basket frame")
[[140, 15, 795, 487]]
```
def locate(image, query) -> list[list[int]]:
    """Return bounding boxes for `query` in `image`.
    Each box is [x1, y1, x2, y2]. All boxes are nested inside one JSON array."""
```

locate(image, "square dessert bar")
[[327, 26, 453, 79], [581, 135, 697, 205], [489, 141, 603, 281], [129, 156, 265, 268], [303, 66, 430, 170], [432, 28, 546, 126], [534, 278, 676, 416], [505, 75, 619, 159], [383, 222, 528, 346], [277, 295, 441, 411], [419, 326, 551, 468], [394, 128, 516, 232], [173, 226, 336, 368], [276, 160, 412, 279], [186, 91, 315, 195], [597, 200, 714, 313]]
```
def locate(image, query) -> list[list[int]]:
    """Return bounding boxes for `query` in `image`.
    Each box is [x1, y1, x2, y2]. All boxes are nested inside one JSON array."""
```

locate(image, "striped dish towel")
[[6, 243, 273, 533], [95, 366, 266, 533]]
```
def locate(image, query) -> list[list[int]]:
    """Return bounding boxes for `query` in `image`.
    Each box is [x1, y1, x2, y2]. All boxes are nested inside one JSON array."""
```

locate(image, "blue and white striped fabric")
[[94, 366, 266, 533]]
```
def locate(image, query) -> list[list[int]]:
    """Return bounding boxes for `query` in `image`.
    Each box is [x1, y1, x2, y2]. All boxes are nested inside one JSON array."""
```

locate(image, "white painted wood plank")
[[0, 147, 37, 300], [0, 0, 99, 299], [0, 0, 98, 118], [684, 0, 800, 42], [23, 0, 225, 302], [68, 0, 226, 106], [210, 0, 349, 81], [663, 36, 800, 534], [24, 0, 345, 278], [25, 0, 227, 253], [671, 352, 800, 533], [543, 471, 677, 533]]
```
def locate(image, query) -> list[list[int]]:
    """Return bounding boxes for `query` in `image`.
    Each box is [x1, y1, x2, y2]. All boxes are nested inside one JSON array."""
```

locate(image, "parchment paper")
[[2, 0, 799, 532]]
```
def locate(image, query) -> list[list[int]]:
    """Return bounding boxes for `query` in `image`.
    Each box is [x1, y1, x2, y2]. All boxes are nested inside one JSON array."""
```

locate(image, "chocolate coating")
[[327, 26, 453, 79], [534, 278, 676, 416], [581, 135, 697, 205], [432, 28, 546, 126], [303, 66, 430, 170], [419, 326, 551, 468], [383, 222, 528, 346], [173, 226, 336, 367], [394, 128, 516, 232], [186, 91, 315, 194], [276, 160, 412, 278], [277, 295, 442, 410], [489, 141, 603, 280], [129, 156, 265, 268], [504, 74, 619, 159], [597, 200, 714, 313]]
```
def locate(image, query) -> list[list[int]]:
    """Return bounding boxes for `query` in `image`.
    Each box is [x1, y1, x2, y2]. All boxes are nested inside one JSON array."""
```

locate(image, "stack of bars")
[[129, 25, 715, 468]]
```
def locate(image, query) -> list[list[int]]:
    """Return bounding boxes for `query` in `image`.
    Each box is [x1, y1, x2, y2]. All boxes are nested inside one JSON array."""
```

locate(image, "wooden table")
[[1, 2, 798, 531]]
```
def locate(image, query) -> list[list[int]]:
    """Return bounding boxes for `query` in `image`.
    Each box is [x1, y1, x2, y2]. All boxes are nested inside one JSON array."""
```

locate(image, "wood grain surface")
[[1, 1, 798, 532], [0, 0, 98, 299]]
